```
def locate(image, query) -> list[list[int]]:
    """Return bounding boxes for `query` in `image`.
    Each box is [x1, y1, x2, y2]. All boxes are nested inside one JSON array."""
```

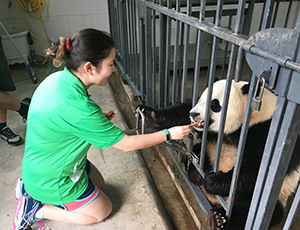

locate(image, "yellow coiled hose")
[[15, 0, 48, 65], [16, 0, 43, 16]]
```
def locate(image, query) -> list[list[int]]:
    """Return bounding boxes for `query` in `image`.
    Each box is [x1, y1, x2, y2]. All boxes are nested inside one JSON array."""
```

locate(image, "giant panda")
[[188, 79, 300, 229], [137, 79, 300, 230]]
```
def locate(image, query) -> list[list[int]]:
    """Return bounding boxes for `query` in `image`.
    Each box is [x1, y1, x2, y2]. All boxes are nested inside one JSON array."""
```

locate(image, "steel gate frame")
[[108, 0, 300, 229]]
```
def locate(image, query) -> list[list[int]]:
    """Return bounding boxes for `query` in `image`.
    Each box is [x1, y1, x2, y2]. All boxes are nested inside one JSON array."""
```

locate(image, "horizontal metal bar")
[[243, 43, 300, 73], [143, 0, 249, 46], [143, 0, 300, 75]]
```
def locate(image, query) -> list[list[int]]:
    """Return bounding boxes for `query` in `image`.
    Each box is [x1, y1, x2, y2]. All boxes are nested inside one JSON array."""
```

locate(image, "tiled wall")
[[0, 0, 110, 56]]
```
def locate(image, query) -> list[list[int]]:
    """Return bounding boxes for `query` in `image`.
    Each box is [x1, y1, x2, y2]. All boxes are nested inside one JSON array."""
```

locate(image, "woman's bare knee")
[[77, 190, 112, 223], [43, 191, 112, 225]]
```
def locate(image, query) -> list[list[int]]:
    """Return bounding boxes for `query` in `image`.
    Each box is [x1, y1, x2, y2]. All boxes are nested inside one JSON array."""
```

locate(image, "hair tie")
[[66, 39, 70, 51]]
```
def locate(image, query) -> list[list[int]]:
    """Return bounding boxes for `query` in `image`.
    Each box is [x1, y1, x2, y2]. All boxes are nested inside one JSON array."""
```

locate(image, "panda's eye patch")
[[211, 99, 222, 112]]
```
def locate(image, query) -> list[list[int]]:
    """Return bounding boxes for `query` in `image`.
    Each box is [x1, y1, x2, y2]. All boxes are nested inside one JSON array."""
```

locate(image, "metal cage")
[[108, 1, 300, 229]]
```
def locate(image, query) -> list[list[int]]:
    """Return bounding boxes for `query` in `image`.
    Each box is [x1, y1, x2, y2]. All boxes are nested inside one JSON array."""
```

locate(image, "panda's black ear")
[[214, 77, 219, 82], [241, 83, 250, 95]]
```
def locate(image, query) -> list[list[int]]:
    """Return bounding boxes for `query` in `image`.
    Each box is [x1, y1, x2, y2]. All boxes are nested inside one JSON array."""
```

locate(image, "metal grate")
[[108, 0, 300, 229]]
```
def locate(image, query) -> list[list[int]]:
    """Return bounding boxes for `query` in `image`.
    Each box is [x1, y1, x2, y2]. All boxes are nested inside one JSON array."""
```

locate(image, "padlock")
[[251, 77, 266, 111]]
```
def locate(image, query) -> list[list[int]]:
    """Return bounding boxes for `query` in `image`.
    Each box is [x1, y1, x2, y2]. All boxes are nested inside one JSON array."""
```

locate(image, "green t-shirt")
[[22, 67, 124, 205]]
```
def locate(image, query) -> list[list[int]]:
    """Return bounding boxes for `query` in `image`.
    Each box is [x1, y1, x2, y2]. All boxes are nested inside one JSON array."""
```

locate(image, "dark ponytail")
[[46, 28, 115, 71]]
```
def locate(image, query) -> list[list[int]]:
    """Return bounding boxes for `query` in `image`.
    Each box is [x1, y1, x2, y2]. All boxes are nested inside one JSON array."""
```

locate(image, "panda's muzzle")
[[189, 112, 204, 128]]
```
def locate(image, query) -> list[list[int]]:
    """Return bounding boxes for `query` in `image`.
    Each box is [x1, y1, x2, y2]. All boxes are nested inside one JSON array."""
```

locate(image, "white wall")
[[0, 0, 110, 56], [1, 1, 299, 58]]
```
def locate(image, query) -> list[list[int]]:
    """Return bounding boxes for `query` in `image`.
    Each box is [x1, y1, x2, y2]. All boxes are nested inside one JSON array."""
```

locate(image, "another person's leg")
[[0, 91, 21, 112], [0, 35, 31, 146], [0, 91, 31, 120], [0, 92, 31, 145], [0, 98, 22, 145]]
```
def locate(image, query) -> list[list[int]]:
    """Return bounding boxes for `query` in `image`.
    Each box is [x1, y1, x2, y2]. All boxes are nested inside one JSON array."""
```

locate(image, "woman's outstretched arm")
[[112, 125, 191, 152]]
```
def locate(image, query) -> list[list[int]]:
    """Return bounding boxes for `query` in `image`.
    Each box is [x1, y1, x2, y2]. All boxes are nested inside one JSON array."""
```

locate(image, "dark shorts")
[[56, 160, 99, 213], [0, 35, 16, 92]]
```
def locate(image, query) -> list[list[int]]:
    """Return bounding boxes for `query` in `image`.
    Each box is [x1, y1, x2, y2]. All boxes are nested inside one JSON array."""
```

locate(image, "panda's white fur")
[[190, 79, 277, 134], [280, 166, 300, 207]]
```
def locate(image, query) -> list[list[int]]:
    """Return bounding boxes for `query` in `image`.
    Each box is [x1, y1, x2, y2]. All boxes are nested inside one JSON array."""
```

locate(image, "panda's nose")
[[190, 112, 200, 119]]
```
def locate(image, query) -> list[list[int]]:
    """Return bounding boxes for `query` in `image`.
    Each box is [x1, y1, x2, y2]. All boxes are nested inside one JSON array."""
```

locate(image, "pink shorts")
[[56, 161, 99, 213]]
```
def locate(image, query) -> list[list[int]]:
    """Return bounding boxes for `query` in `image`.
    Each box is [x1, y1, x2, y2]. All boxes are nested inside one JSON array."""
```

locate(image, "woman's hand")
[[168, 125, 191, 140], [103, 110, 115, 121]]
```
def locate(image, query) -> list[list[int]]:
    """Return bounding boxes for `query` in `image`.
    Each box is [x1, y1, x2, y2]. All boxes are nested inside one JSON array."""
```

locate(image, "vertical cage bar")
[[132, 0, 139, 91], [260, 0, 275, 30], [138, 3, 146, 102], [145, 6, 154, 107], [280, 16, 300, 229], [242, 0, 254, 35], [210, 0, 224, 173], [152, 1, 157, 107], [120, 0, 130, 82], [225, 0, 248, 218], [284, 0, 293, 28], [192, 0, 206, 107], [252, 102, 300, 230], [177, 22, 185, 100], [296, 7, 300, 30], [159, 0, 167, 107], [180, 0, 192, 103], [129, 0, 136, 86], [126, 1, 134, 84], [164, 0, 172, 107], [172, 0, 181, 105], [283, 182, 300, 230], [245, 96, 286, 230], [220, 15, 232, 79], [271, 0, 280, 28]]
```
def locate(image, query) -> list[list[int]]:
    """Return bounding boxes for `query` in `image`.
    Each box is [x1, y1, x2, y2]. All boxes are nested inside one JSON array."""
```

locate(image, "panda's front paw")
[[208, 209, 227, 230], [187, 164, 204, 186], [204, 172, 230, 196]]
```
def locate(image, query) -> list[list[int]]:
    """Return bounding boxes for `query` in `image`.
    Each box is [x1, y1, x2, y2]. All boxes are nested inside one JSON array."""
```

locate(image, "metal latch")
[[251, 70, 270, 111]]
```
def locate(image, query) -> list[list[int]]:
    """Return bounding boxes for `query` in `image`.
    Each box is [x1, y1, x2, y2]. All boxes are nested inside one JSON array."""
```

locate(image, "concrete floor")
[[0, 62, 173, 230]]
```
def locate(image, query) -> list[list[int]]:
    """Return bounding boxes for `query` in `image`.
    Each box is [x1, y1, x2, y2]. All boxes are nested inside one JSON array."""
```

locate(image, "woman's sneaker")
[[15, 178, 28, 200], [13, 195, 43, 230], [0, 126, 23, 146]]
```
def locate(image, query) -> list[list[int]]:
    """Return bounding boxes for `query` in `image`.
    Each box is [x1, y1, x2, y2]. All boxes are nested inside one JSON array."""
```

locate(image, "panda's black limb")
[[136, 103, 192, 130], [209, 201, 251, 230], [204, 171, 232, 196], [187, 161, 204, 187], [270, 201, 285, 227], [208, 200, 284, 230], [208, 209, 228, 230]]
